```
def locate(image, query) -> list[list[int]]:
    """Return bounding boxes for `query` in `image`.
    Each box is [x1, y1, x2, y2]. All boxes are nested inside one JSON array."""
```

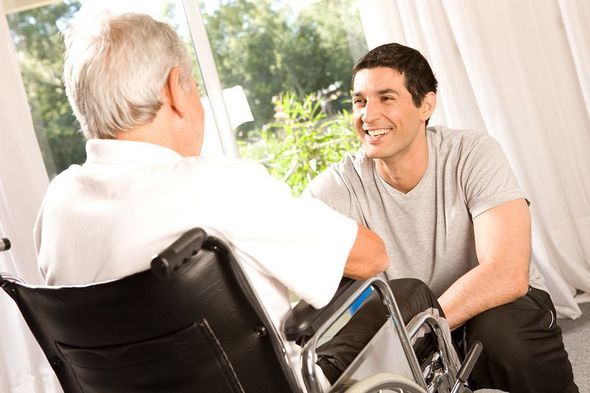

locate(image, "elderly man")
[[306, 43, 578, 393]]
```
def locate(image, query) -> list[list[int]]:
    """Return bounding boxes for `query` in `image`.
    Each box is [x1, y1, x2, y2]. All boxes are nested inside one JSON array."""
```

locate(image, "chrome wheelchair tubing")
[[300, 281, 375, 393], [300, 276, 428, 393], [406, 312, 459, 392], [371, 278, 427, 390]]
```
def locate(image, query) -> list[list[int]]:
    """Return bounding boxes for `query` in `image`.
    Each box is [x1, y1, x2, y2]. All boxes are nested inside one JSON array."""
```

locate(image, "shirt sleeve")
[[221, 160, 358, 309], [304, 163, 354, 218], [461, 134, 526, 218]]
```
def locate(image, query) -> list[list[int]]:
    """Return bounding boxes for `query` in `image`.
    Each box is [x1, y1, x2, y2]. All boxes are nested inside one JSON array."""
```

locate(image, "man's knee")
[[388, 278, 434, 303], [387, 278, 442, 323], [465, 293, 571, 370], [464, 299, 577, 392]]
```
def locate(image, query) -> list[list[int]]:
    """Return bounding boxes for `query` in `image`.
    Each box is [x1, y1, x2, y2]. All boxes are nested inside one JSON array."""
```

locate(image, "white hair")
[[63, 10, 193, 139]]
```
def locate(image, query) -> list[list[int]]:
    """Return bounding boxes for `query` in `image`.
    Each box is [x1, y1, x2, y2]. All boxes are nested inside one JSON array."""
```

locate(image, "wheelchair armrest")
[[283, 277, 364, 342]]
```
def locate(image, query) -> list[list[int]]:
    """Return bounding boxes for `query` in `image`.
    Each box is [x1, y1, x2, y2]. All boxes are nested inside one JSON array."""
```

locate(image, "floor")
[[559, 302, 590, 393]]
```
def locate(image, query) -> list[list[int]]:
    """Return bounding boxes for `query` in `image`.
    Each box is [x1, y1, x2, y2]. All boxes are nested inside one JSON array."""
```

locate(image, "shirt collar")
[[85, 139, 183, 165]]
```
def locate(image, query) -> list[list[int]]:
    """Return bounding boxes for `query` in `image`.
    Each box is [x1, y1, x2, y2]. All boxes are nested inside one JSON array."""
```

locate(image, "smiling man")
[[306, 43, 578, 393]]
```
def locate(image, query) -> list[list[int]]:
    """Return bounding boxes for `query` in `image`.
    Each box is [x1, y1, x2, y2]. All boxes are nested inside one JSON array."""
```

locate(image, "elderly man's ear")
[[163, 66, 190, 118]]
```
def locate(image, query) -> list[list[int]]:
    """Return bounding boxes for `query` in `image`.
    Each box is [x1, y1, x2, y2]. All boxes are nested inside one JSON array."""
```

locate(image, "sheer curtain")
[[358, 0, 590, 318], [0, 3, 62, 392]]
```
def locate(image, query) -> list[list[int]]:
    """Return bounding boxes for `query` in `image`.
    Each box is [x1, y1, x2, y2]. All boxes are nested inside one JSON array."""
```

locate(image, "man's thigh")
[[461, 287, 577, 393]]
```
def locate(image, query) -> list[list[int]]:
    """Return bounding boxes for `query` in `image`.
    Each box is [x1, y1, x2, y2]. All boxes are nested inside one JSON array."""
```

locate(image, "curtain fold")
[[0, 3, 60, 392], [358, 0, 590, 319], [559, 0, 590, 118]]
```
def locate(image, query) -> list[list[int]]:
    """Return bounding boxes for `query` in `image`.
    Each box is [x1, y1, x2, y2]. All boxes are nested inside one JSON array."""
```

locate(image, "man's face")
[[352, 67, 430, 162]]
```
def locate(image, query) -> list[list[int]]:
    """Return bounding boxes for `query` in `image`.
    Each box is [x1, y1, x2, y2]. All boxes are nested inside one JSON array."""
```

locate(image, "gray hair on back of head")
[[63, 10, 192, 139]]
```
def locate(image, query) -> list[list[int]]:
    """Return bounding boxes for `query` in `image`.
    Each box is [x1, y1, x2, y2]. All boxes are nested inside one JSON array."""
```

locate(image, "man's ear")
[[163, 66, 188, 118], [420, 91, 437, 122]]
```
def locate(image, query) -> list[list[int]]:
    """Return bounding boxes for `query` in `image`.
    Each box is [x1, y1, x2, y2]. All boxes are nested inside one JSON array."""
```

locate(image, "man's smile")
[[362, 128, 393, 144], [365, 128, 392, 136]]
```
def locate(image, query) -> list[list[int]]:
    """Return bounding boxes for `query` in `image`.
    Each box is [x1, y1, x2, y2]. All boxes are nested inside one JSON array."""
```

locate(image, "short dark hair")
[[352, 43, 438, 108]]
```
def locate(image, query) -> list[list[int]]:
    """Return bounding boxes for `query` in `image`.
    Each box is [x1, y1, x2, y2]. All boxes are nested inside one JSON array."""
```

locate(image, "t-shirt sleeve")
[[223, 161, 358, 309], [304, 165, 353, 218], [461, 134, 526, 218]]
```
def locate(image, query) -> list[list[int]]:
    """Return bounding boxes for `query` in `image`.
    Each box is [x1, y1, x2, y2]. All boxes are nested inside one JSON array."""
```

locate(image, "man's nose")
[[361, 101, 379, 123]]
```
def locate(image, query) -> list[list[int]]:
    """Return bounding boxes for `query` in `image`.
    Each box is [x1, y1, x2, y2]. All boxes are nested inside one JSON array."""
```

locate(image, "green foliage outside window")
[[6, 0, 83, 177], [239, 93, 360, 196], [203, 0, 367, 135]]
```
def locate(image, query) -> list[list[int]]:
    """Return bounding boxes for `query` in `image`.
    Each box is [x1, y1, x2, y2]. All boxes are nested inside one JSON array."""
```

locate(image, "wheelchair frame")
[[1, 228, 479, 393]]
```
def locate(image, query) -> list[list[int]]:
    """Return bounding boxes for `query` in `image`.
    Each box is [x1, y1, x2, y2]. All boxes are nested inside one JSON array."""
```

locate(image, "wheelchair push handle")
[[150, 228, 207, 279], [0, 238, 10, 252], [450, 340, 483, 393]]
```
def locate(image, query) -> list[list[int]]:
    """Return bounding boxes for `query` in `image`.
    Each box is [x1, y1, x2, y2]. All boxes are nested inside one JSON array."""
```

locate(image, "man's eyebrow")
[[352, 88, 400, 97], [377, 88, 399, 96]]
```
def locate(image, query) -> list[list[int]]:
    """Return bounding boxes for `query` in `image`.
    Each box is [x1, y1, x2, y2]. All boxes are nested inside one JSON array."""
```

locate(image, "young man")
[[306, 43, 578, 393], [33, 10, 391, 390]]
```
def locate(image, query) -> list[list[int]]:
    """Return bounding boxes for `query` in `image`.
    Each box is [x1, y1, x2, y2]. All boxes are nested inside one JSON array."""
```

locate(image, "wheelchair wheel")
[[344, 373, 427, 393]]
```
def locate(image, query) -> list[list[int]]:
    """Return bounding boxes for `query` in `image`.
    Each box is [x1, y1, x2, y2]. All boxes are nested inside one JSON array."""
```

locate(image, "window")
[[5, 0, 366, 194], [201, 0, 365, 194], [4, 0, 214, 178]]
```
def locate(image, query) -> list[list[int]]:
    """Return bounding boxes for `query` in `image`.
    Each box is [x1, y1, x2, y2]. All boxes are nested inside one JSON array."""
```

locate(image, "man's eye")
[[353, 99, 365, 105], [382, 96, 395, 101]]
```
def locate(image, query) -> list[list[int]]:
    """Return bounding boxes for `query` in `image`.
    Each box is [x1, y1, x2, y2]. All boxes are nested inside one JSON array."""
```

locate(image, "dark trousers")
[[454, 286, 578, 393], [317, 280, 578, 393], [316, 278, 441, 383]]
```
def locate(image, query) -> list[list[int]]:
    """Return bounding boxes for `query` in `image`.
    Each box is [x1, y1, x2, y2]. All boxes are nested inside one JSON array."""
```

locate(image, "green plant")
[[239, 92, 360, 196]]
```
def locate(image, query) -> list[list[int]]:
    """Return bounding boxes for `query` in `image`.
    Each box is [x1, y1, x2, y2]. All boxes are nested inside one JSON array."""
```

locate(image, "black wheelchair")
[[0, 229, 481, 392]]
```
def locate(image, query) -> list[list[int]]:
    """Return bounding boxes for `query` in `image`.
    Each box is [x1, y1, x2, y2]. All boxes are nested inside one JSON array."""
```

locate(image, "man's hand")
[[438, 198, 531, 329]]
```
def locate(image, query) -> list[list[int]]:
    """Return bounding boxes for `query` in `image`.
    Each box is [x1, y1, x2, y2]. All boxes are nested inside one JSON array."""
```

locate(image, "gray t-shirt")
[[307, 125, 546, 296]]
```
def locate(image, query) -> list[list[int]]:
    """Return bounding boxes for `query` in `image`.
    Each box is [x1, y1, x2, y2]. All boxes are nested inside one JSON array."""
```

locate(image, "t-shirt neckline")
[[373, 129, 434, 200]]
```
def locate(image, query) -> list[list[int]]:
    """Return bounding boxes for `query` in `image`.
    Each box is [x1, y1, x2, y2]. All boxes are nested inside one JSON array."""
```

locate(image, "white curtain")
[[0, 2, 62, 392], [358, 0, 590, 319]]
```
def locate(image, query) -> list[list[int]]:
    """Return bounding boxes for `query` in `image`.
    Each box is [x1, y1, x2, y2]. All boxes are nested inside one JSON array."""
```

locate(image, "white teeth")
[[366, 128, 391, 136]]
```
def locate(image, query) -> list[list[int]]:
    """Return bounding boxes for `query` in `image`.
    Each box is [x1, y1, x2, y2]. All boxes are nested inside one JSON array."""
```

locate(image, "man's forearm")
[[441, 199, 532, 329], [438, 263, 528, 330]]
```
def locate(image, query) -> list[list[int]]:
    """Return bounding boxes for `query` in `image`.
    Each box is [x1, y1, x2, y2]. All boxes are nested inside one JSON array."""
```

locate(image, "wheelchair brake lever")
[[450, 340, 483, 393]]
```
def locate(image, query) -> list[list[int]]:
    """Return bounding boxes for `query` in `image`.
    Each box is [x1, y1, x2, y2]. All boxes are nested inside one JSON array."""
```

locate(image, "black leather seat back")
[[1, 233, 298, 393]]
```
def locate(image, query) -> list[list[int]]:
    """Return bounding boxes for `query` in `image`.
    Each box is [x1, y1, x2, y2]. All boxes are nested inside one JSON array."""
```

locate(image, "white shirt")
[[34, 139, 357, 387]]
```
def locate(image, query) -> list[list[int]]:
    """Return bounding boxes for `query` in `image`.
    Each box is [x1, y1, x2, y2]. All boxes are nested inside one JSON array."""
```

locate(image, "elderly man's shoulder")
[[175, 155, 272, 182]]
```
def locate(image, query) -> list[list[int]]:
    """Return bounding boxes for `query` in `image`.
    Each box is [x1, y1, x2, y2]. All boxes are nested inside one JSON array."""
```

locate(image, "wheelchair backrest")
[[1, 228, 300, 393]]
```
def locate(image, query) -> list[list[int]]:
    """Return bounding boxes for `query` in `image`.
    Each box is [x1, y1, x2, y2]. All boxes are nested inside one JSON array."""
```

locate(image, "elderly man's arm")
[[344, 224, 390, 280], [438, 198, 531, 330]]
